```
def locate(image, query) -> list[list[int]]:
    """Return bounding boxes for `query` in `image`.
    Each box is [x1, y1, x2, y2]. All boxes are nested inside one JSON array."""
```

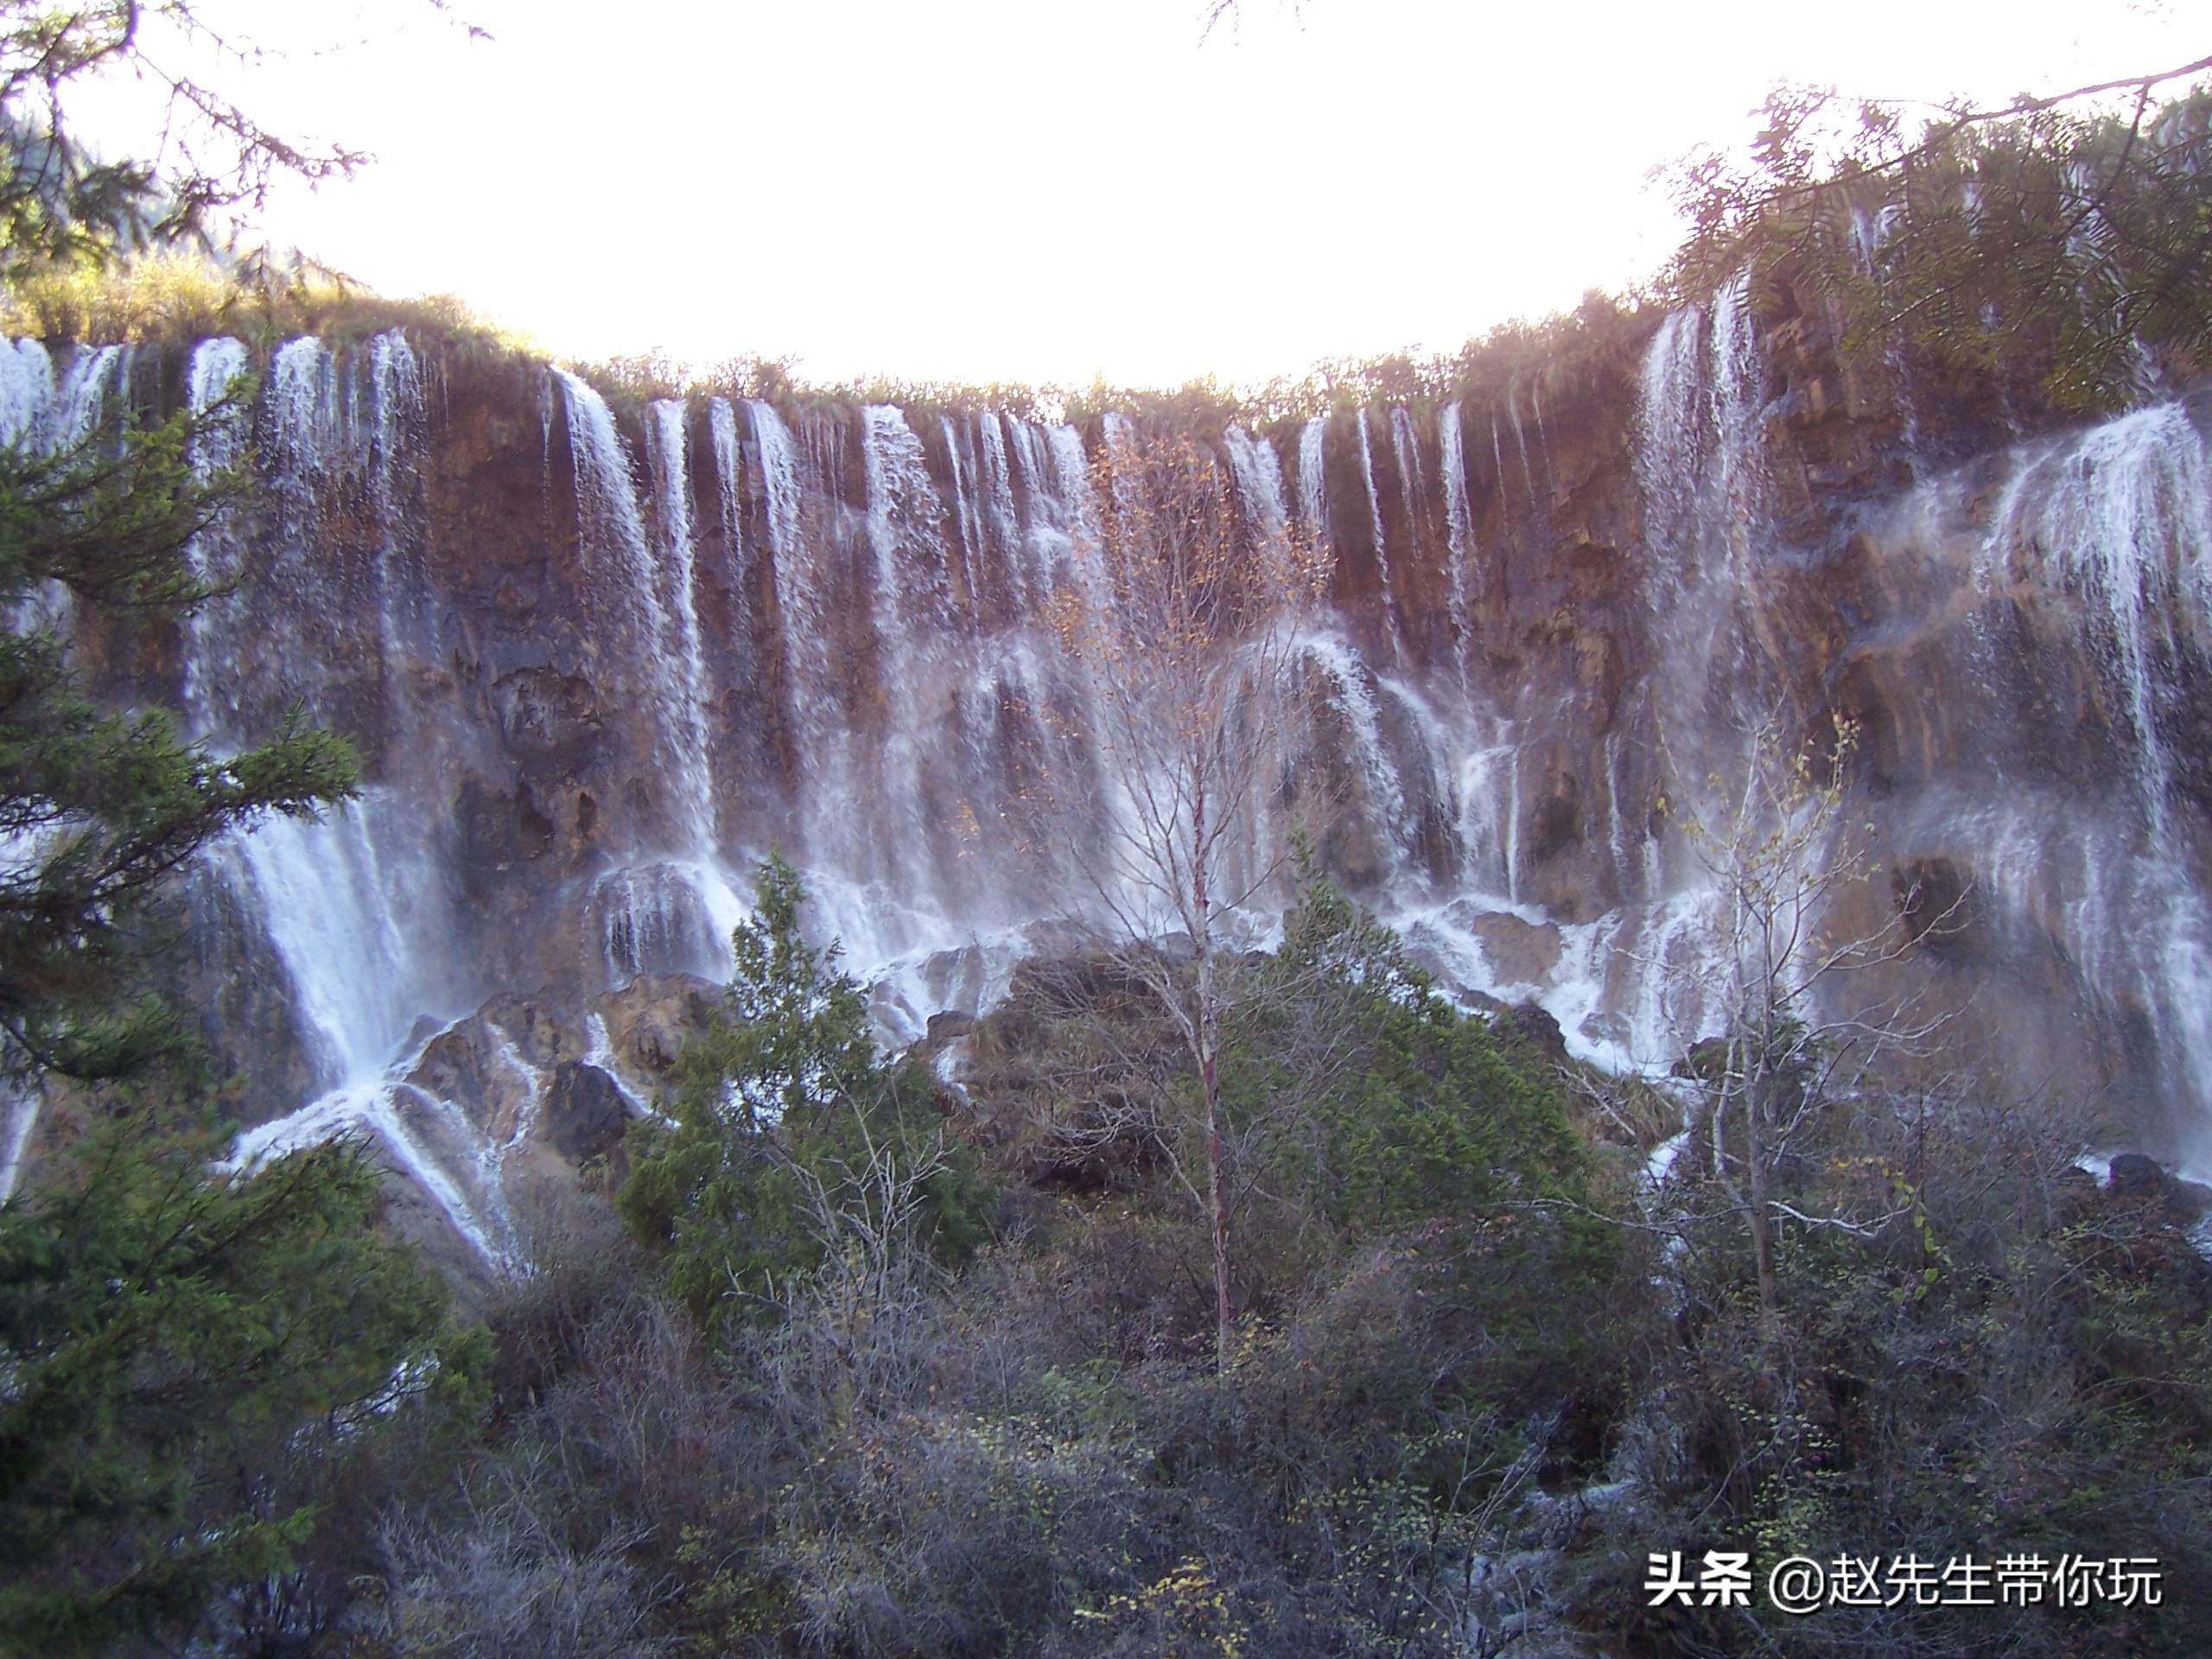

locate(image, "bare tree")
[[764, 1097, 953, 1421], [1670, 714, 1953, 1344], [1047, 424, 1327, 1372]]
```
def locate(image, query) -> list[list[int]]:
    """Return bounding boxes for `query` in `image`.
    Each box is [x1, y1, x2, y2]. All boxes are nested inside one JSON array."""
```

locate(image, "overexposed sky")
[[81, 0, 2209, 387]]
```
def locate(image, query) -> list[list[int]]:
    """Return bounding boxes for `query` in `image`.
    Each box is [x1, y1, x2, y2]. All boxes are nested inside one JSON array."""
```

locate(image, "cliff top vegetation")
[[5, 59, 2209, 444], [1667, 55, 2212, 416]]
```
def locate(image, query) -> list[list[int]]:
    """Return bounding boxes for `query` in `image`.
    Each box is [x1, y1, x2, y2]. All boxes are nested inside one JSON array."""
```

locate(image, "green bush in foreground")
[[618, 853, 992, 1341]]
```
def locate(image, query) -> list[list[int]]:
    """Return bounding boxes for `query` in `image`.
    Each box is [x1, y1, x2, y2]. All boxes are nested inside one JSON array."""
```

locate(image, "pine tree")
[[0, 1116, 449, 1656], [0, 12, 454, 1653], [0, 393, 356, 1078], [619, 854, 989, 1340]]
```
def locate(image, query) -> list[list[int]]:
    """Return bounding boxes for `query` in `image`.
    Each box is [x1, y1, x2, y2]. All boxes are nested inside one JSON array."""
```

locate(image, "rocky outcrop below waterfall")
[[14, 283, 2212, 1264]]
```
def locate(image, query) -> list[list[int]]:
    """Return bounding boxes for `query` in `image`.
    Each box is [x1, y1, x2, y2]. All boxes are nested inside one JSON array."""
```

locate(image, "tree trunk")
[[1203, 1032, 1230, 1375], [1742, 1065, 1781, 1347], [1192, 780, 1233, 1375]]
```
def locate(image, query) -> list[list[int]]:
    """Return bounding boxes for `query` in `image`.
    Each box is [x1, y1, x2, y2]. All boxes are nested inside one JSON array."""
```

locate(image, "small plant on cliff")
[[618, 853, 990, 1344]]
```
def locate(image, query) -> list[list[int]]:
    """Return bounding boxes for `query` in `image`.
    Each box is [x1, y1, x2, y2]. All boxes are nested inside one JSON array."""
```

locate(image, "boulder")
[[543, 1061, 630, 1164], [1501, 999, 1569, 1065], [2106, 1152, 2212, 1224], [405, 1014, 540, 1141], [590, 972, 720, 1076]]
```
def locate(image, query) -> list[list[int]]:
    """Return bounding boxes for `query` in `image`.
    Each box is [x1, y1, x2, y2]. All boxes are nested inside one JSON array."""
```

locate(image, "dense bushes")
[[18, 858, 2201, 1656], [322, 872, 1655, 1659], [319, 863, 2212, 1659]]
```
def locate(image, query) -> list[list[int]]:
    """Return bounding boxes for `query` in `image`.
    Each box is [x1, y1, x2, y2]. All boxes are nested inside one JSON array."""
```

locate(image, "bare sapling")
[[1046, 423, 1330, 1372], [1670, 712, 1960, 1344]]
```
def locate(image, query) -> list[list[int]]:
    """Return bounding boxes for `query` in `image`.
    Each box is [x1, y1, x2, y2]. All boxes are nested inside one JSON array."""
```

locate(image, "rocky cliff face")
[[7, 286, 2209, 1266]]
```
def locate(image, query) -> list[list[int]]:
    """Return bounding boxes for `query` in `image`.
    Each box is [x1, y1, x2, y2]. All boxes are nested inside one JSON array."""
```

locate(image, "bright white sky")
[[84, 0, 2209, 388]]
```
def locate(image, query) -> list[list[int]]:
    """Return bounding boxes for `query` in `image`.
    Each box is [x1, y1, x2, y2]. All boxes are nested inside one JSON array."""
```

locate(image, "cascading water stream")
[[646, 397, 720, 848], [1506, 386, 1537, 513], [1355, 410, 1406, 664], [562, 375, 741, 987], [183, 335, 507, 1262], [561, 374, 716, 855], [1296, 416, 1328, 552], [1438, 401, 1478, 691], [1976, 398, 2212, 1148]]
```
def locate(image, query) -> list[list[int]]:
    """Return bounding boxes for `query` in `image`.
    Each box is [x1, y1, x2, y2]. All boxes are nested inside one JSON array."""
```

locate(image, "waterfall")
[[228, 810, 420, 1090], [1635, 308, 1708, 575], [976, 412, 1028, 614], [48, 343, 128, 451], [1506, 385, 1537, 513], [1439, 401, 1478, 690], [185, 337, 502, 1262], [1708, 274, 1766, 577], [1634, 288, 1768, 584], [1530, 385, 1557, 506], [180, 339, 251, 744], [560, 372, 719, 856], [1221, 424, 1290, 557], [706, 396, 750, 615], [7, 344, 128, 636], [851, 405, 946, 926], [563, 376, 740, 991], [1296, 416, 1328, 550], [371, 331, 431, 673], [1982, 401, 2212, 827], [748, 398, 833, 760], [0, 1082, 35, 1205], [1355, 410, 1405, 664], [941, 412, 988, 626], [0, 336, 53, 442], [1046, 423, 1101, 593], [1298, 632, 1413, 875], [1012, 418, 1094, 599], [647, 397, 718, 849], [1978, 399, 2212, 1148], [1, 307, 2201, 1254], [1635, 283, 1773, 776], [1387, 406, 1428, 654]]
